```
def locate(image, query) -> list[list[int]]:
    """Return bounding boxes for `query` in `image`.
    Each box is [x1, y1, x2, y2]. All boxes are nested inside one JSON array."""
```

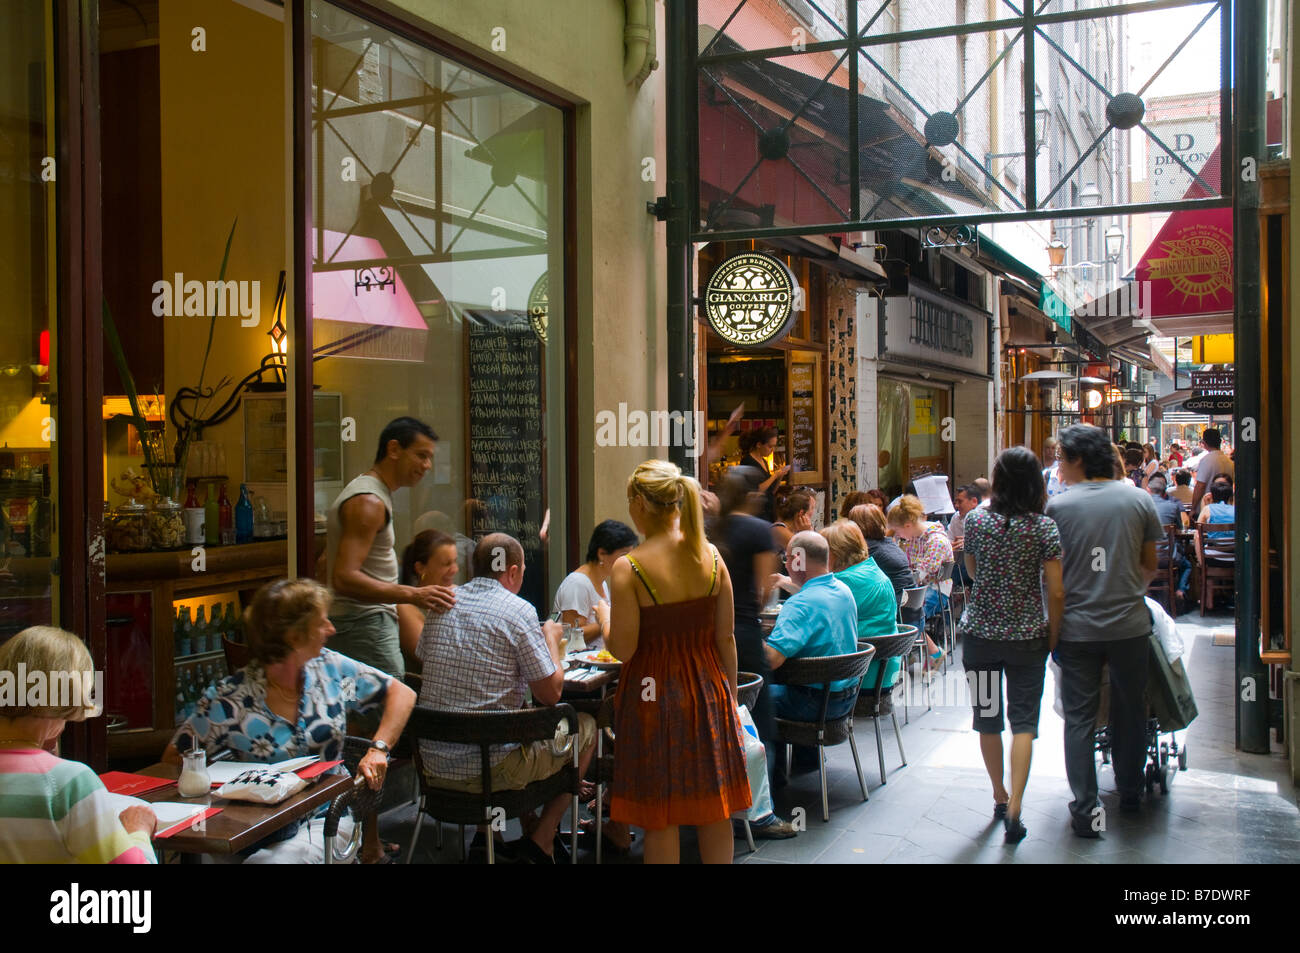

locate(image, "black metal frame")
[[688, 0, 1230, 243]]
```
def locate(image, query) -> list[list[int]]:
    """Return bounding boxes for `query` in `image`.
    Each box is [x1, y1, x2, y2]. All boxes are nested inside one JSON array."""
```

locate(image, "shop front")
[[2, 0, 661, 768], [866, 279, 994, 500], [698, 240, 881, 522]]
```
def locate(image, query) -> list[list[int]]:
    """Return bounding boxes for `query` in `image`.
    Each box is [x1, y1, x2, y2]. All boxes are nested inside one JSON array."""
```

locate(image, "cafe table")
[[137, 761, 353, 858]]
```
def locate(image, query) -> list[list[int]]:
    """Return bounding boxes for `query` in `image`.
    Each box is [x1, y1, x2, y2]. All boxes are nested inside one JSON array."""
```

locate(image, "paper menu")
[[913, 474, 955, 516], [105, 793, 211, 827], [99, 771, 174, 796], [204, 755, 320, 786]]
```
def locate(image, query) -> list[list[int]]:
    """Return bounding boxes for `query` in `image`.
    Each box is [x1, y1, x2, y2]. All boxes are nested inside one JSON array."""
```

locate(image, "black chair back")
[[404, 703, 579, 820], [772, 647, 875, 736]]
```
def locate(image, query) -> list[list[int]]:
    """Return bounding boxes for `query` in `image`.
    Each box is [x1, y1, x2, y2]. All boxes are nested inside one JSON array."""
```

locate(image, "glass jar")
[[107, 501, 151, 553], [147, 497, 185, 550], [177, 749, 211, 798]]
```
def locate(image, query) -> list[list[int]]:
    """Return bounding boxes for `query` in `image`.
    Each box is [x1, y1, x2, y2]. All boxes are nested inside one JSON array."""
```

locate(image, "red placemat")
[[155, 808, 223, 839], [99, 771, 175, 796], [296, 759, 343, 780]]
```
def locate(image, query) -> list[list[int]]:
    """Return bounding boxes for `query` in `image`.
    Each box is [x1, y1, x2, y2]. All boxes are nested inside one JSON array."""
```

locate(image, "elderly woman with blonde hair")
[[0, 626, 157, 863], [164, 577, 415, 863]]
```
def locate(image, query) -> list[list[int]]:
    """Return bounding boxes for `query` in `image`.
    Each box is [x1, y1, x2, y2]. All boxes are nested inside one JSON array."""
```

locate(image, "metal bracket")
[[647, 196, 671, 221], [919, 224, 979, 251]]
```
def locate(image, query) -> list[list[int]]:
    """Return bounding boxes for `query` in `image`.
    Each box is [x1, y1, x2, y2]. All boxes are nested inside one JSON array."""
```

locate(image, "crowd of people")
[[0, 416, 1233, 864]]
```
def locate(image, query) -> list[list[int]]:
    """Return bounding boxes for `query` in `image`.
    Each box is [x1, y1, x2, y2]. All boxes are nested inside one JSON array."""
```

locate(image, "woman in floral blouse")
[[887, 495, 953, 665], [959, 447, 1064, 845], [165, 578, 415, 862]]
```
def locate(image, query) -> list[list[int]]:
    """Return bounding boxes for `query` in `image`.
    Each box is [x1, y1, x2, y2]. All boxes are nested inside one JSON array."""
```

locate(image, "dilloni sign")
[[704, 252, 798, 347]]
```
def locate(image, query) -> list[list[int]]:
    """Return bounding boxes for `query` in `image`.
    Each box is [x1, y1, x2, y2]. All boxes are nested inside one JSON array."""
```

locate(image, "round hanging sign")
[[704, 252, 797, 347], [527, 272, 548, 345]]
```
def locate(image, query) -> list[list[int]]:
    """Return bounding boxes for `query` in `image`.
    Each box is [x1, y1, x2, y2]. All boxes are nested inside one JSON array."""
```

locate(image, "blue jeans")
[[923, 588, 948, 622], [769, 683, 857, 778]]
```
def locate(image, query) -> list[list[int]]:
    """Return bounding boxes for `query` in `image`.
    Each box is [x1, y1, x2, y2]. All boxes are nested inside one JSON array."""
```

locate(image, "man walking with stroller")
[[1047, 425, 1164, 837]]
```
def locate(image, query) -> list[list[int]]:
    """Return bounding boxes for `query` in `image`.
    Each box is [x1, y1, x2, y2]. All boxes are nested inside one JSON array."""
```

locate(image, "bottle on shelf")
[[235, 484, 254, 544], [223, 601, 240, 645], [192, 605, 208, 658], [174, 605, 193, 658], [183, 481, 205, 546], [204, 485, 219, 546], [218, 484, 235, 546]]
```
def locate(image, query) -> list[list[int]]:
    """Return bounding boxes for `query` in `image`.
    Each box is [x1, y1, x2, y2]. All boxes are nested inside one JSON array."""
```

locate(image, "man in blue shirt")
[[765, 531, 861, 779]]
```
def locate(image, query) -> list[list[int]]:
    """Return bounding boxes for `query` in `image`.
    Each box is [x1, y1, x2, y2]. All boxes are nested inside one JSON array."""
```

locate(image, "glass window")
[[310, 2, 567, 615], [0, 7, 58, 640]]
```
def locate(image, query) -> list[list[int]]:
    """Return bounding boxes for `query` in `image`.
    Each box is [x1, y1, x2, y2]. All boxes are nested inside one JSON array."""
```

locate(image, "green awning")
[[1039, 285, 1073, 333]]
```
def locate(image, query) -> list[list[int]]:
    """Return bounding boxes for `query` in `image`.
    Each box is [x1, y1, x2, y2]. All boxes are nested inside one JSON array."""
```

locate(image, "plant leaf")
[[102, 298, 160, 482]]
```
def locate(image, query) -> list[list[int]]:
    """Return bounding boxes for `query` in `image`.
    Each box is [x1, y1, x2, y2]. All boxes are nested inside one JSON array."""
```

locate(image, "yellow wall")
[[158, 0, 286, 495]]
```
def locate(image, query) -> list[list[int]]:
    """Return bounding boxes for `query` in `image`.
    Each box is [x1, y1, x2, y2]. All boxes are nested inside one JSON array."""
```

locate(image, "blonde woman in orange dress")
[[607, 460, 751, 864]]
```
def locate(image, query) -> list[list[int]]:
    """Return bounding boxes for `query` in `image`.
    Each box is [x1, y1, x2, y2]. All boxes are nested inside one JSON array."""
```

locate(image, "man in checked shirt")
[[417, 533, 596, 864]]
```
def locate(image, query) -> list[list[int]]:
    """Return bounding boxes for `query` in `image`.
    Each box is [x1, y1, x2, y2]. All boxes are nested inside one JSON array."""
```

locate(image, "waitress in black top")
[[732, 426, 789, 523]]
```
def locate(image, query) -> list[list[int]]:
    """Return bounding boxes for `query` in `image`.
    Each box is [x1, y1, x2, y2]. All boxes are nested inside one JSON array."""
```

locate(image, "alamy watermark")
[[594, 404, 707, 458], [151, 274, 260, 327], [0, 665, 104, 715]]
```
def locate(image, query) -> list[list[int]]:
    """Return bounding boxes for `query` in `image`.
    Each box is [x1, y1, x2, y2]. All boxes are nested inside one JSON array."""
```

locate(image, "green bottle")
[[224, 602, 240, 645], [204, 486, 219, 546]]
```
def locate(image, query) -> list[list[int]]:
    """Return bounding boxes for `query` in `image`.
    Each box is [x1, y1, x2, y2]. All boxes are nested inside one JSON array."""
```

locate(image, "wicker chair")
[[771, 647, 875, 822], [1196, 521, 1235, 615], [403, 703, 581, 864], [1147, 524, 1179, 615], [322, 735, 384, 865], [856, 632, 914, 785], [736, 671, 764, 711]]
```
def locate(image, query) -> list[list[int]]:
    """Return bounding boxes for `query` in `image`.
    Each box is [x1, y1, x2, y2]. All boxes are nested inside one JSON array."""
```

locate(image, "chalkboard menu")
[[465, 311, 547, 614], [789, 360, 816, 474]]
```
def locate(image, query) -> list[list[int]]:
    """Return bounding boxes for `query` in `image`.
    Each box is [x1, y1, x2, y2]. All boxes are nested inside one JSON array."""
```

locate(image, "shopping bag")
[[1145, 597, 1184, 663], [736, 704, 774, 823], [1147, 628, 1197, 732]]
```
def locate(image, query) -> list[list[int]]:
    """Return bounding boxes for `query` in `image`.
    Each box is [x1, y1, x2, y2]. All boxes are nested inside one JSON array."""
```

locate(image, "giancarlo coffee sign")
[[704, 252, 798, 347]]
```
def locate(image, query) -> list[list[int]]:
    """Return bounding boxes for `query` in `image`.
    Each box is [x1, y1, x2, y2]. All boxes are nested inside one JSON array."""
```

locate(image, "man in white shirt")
[[1191, 428, 1234, 511], [947, 484, 983, 585], [1043, 437, 1068, 498]]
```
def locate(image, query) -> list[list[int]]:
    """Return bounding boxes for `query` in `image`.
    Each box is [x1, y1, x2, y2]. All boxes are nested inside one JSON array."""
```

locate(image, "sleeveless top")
[[326, 473, 398, 620]]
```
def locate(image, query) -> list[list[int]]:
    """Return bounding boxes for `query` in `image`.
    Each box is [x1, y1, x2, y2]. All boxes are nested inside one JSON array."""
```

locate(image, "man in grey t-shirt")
[[1046, 425, 1162, 836]]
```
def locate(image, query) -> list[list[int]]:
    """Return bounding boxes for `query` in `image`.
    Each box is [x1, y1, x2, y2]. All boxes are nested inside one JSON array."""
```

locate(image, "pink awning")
[[313, 230, 427, 362]]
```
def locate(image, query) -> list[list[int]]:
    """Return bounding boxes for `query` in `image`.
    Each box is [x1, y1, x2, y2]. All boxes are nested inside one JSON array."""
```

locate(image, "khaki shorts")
[[424, 712, 596, 793]]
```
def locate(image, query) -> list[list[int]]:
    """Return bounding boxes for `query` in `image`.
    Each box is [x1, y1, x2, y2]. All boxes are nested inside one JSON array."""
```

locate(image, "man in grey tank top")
[[327, 417, 455, 677]]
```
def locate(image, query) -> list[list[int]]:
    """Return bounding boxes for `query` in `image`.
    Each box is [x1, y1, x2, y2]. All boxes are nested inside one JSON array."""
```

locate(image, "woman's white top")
[[552, 570, 608, 624]]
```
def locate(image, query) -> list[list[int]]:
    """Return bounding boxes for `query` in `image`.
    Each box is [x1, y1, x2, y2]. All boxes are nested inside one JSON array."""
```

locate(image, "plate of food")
[[573, 648, 623, 669]]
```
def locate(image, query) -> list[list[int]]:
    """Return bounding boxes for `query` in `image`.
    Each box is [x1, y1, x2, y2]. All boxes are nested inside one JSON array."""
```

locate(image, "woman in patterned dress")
[[959, 447, 1064, 844], [607, 460, 751, 864], [165, 579, 415, 862]]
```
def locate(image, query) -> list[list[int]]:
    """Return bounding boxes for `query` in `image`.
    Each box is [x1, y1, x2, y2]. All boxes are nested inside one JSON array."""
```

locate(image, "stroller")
[[1092, 602, 1197, 795]]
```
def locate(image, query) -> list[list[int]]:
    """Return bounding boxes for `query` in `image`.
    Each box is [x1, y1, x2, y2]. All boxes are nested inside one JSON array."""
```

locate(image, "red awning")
[[1136, 144, 1232, 335], [313, 230, 428, 362]]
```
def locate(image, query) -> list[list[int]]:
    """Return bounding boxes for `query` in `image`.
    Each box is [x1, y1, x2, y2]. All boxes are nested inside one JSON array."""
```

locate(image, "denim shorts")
[[961, 635, 1049, 736]]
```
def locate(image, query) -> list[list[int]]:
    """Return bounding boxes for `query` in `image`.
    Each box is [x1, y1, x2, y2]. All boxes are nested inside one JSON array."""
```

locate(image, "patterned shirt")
[[417, 576, 555, 780], [0, 750, 156, 864], [959, 508, 1061, 641], [170, 648, 391, 763], [897, 521, 954, 586]]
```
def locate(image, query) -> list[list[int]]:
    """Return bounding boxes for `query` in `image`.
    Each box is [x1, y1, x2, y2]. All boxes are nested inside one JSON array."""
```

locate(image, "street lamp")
[[1104, 224, 1124, 263]]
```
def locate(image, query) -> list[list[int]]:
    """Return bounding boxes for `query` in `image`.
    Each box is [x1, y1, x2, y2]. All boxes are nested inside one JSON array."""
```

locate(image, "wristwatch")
[[368, 738, 391, 759]]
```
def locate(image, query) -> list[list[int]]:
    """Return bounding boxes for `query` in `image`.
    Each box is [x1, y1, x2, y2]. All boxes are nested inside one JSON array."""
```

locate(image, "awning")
[[1073, 145, 1232, 339], [313, 229, 428, 362]]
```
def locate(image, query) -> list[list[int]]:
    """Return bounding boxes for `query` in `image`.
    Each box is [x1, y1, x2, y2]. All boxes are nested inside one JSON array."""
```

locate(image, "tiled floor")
[[380, 609, 1299, 864]]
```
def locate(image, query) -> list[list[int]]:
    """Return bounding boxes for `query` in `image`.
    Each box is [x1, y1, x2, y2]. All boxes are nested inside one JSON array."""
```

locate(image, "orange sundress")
[[609, 553, 752, 829]]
